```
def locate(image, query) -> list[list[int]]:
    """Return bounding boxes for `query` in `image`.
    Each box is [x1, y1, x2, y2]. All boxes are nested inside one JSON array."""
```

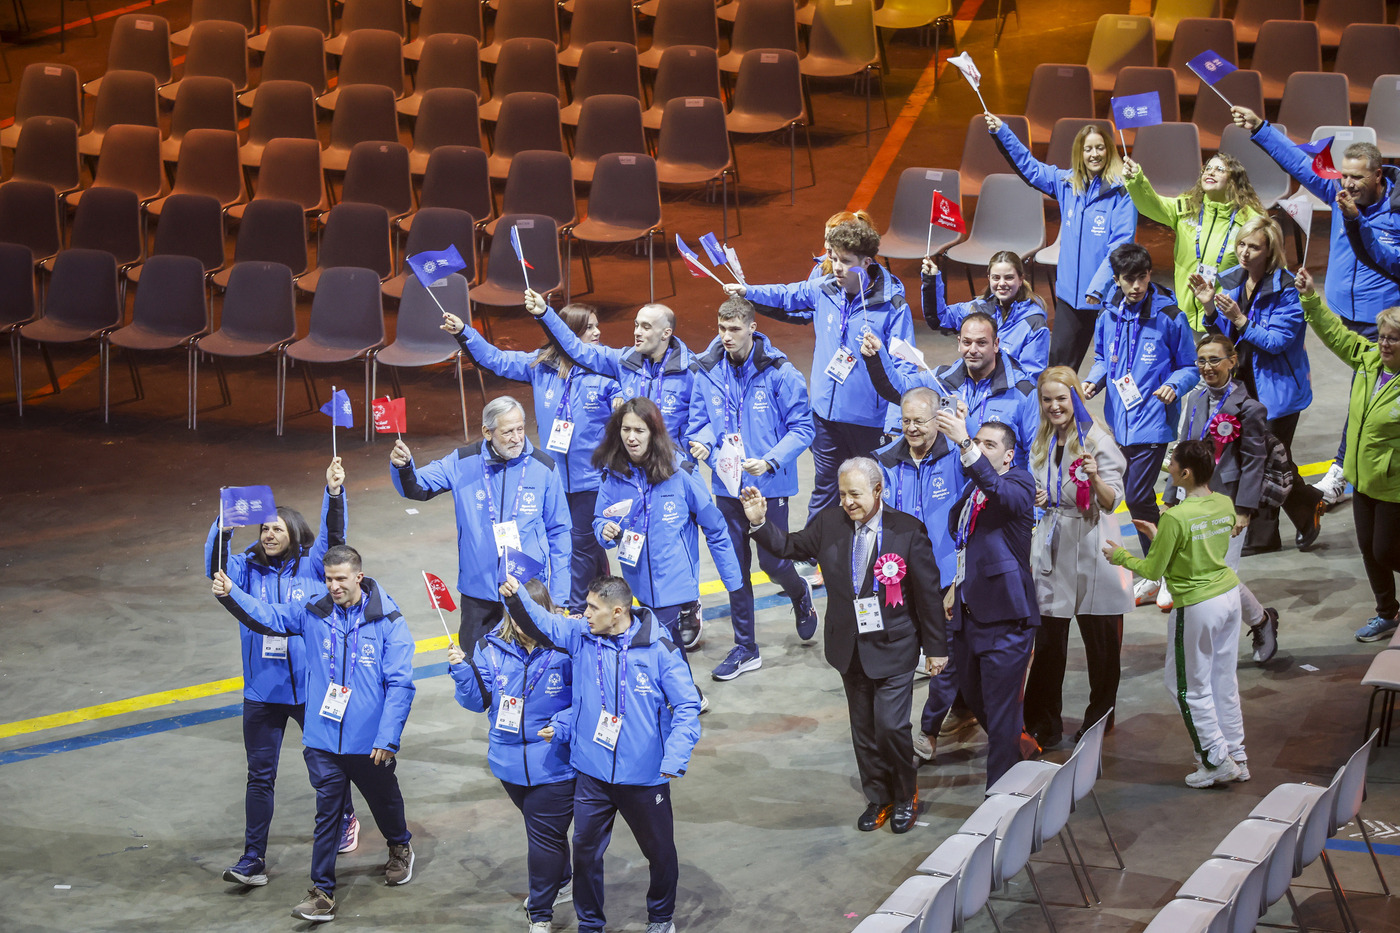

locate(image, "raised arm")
[[1299, 287, 1371, 372], [1108, 512, 1184, 581], [1123, 165, 1179, 228], [536, 306, 624, 378], [740, 280, 820, 326], [744, 487, 825, 564], [991, 118, 1060, 196], [543, 472, 573, 607], [390, 442, 455, 501], [452, 321, 537, 383], [502, 579, 581, 654], [309, 467, 348, 578], [213, 572, 307, 636], [1248, 119, 1339, 203]]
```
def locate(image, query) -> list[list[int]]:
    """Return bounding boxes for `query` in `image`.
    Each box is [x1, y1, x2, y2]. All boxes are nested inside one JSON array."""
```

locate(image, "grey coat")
[[1165, 382, 1267, 511]]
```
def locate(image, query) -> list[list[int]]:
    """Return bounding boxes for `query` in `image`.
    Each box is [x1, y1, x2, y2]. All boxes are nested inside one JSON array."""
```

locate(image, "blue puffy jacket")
[[507, 590, 701, 786], [875, 435, 963, 583], [745, 263, 915, 429], [219, 578, 416, 756], [1085, 284, 1199, 445], [204, 487, 345, 705], [922, 270, 1051, 377], [392, 438, 572, 606], [593, 462, 743, 607], [1250, 120, 1400, 324], [450, 625, 576, 786], [993, 121, 1137, 307], [1345, 187, 1400, 288], [685, 332, 815, 499], [1205, 266, 1313, 420], [454, 327, 618, 493]]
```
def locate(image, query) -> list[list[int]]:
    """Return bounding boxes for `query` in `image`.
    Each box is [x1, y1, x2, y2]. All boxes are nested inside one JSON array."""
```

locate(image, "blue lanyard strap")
[[481, 457, 525, 525], [723, 361, 746, 435], [1046, 446, 1065, 509], [595, 637, 628, 719], [485, 646, 552, 700], [1195, 205, 1239, 268], [962, 378, 992, 425], [1110, 309, 1142, 378], [328, 607, 363, 686], [894, 461, 926, 521], [624, 473, 653, 533], [954, 491, 984, 550], [554, 367, 579, 422], [645, 346, 671, 402], [1190, 385, 1233, 440]]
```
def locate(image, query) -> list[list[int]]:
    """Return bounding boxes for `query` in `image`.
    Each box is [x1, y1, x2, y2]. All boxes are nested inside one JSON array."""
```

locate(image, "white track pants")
[[1164, 589, 1245, 768]]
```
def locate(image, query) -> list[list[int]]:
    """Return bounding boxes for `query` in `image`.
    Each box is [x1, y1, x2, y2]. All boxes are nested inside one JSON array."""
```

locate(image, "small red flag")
[[423, 571, 457, 611], [371, 396, 407, 433], [929, 191, 966, 233]]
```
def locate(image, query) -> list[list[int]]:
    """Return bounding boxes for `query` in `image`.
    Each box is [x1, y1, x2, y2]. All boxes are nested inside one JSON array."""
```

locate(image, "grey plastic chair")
[[160, 20, 248, 102], [83, 14, 173, 97], [1086, 14, 1155, 93], [478, 37, 562, 124], [107, 255, 210, 424], [1330, 731, 1390, 898], [1024, 63, 1094, 145], [1141, 898, 1229, 933], [644, 45, 721, 131], [959, 790, 1044, 927], [241, 25, 328, 108], [1251, 20, 1319, 103], [1276, 72, 1351, 144], [324, 0, 407, 56], [239, 79, 319, 169], [339, 140, 414, 222], [915, 823, 1000, 931], [9, 117, 82, 197], [0, 243, 42, 413], [248, 0, 332, 53], [405, 146, 493, 234], [1248, 770, 1349, 932], [471, 213, 562, 323], [487, 92, 566, 181], [1166, 17, 1237, 99], [404, 0, 483, 61], [317, 29, 407, 110], [1232, 0, 1302, 45], [385, 207, 478, 300], [875, 870, 960, 933], [957, 112, 1029, 198], [0, 181, 62, 265], [800, 0, 887, 146], [150, 128, 245, 217], [1315, 0, 1386, 49], [726, 49, 814, 204], [74, 123, 167, 209], [160, 75, 238, 165], [1110, 67, 1180, 146], [409, 89, 482, 175], [1192, 70, 1262, 151], [718, 0, 798, 75], [398, 34, 482, 118], [560, 41, 642, 128], [638, 0, 718, 70], [569, 153, 672, 301], [1334, 24, 1400, 107], [479, 0, 559, 65], [1044, 117, 1103, 174], [849, 913, 923, 933], [1, 63, 82, 151], [196, 261, 299, 430], [1219, 123, 1291, 208], [283, 266, 386, 439], [879, 166, 962, 260], [1173, 856, 1264, 933], [571, 94, 647, 184], [1363, 75, 1400, 159], [1151, 0, 1221, 44], [299, 202, 394, 294], [17, 249, 123, 419], [1213, 819, 1301, 923], [77, 69, 159, 159], [1129, 122, 1202, 199], [322, 84, 401, 173], [234, 137, 328, 220], [213, 198, 309, 288], [558, 0, 637, 71], [128, 193, 226, 284], [64, 186, 145, 276], [489, 151, 577, 240], [655, 96, 740, 241], [171, 0, 255, 45], [943, 175, 1045, 297]]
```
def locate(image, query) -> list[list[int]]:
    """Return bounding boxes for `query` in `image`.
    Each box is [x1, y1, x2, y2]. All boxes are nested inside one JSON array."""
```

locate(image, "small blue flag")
[[1071, 390, 1095, 445], [698, 232, 728, 267], [509, 225, 534, 269], [407, 246, 466, 288], [1186, 50, 1236, 86], [320, 389, 353, 428], [220, 485, 278, 527], [498, 546, 545, 584], [1110, 91, 1162, 130]]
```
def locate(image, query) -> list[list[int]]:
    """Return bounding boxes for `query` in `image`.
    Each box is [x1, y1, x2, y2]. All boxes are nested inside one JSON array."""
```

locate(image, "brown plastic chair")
[[317, 29, 406, 110], [1192, 69, 1262, 151], [957, 111, 1028, 198], [283, 266, 386, 439], [1150, 0, 1220, 44], [322, 84, 401, 173], [9, 117, 82, 197], [800, 0, 887, 146], [1315, 0, 1386, 49], [479, 0, 559, 65], [1023, 63, 1093, 145], [1334, 24, 1400, 107], [487, 92, 566, 180], [571, 94, 647, 184], [1166, 17, 1237, 99], [404, 0, 483, 61], [160, 20, 250, 102], [108, 254, 212, 426], [942, 175, 1045, 279], [324, 0, 407, 56], [172, 0, 256, 45], [644, 45, 721, 131], [718, 0, 798, 76], [569, 154, 672, 301], [1251, 20, 1320, 103], [637, 0, 718, 70], [339, 140, 414, 222], [1232, 0, 1302, 46], [398, 33, 481, 118], [73, 124, 167, 208], [128, 193, 226, 283], [478, 37, 561, 124], [149, 128, 246, 217], [0, 243, 42, 413], [17, 248, 123, 418], [1276, 72, 1351, 144], [408, 88, 482, 174], [214, 199, 310, 288], [656, 96, 740, 240], [77, 70, 159, 159], [726, 49, 813, 204], [63, 187, 146, 279], [1, 63, 81, 151], [240, 25, 328, 108], [297, 202, 394, 293], [560, 41, 642, 127], [248, 0, 333, 53], [559, 0, 637, 70], [1085, 13, 1154, 94], [1109, 67, 1179, 146], [403, 146, 492, 236], [234, 137, 328, 220], [0, 181, 62, 265], [239, 79, 319, 169], [196, 261, 300, 430], [384, 206, 478, 299], [161, 76, 238, 164], [487, 150, 576, 239], [84, 14, 173, 97], [375, 272, 479, 440]]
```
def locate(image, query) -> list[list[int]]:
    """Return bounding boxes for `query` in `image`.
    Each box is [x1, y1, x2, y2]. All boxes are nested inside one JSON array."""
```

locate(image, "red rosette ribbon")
[[1208, 412, 1241, 462], [1069, 456, 1093, 511], [874, 553, 908, 608]]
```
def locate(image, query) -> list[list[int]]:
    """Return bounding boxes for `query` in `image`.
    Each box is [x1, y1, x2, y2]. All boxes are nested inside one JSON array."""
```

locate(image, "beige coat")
[[1031, 425, 1136, 618]]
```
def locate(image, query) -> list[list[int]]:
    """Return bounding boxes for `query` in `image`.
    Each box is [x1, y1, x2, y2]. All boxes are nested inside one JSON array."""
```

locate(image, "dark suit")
[[947, 452, 1039, 787], [754, 505, 944, 805]]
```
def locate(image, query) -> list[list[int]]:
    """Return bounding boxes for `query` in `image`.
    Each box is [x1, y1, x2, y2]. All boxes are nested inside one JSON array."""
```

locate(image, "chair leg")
[[983, 896, 1004, 933], [803, 120, 816, 188], [788, 122, 797, 206], [363, 353, 374, 443], [662, 229, 676, 297], [647, 232, 655, 303], [1057, 829, 1092, 908], [213, 356, 232, 407], [300, 361, 318, 411], [456, 355, 469, 442], [41, 343, 58, 396], [1319, 851, 1360, 933], [126, 349, 144, 400], [187, 344, 197, 429], [1064, 823, 1100, 905], [389, 368, 402, 398], [275, 351, 286, 435], [1024, 862, 1059, 933], [1355, 808, 1392, 895], [1286, 887, 1311, 933], [1088, 790, 1126, 870], [565, 233, 573, 303], [11, 330, 23, 416], [100, 336, 110, 423]]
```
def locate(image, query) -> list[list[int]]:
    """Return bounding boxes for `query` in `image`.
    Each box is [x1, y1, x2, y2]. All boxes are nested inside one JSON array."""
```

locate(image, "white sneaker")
[[1233, 758, 1251, 782], [1156, 581, 1174, 612], [529, 922, 552, 933], [1133, 577, 1160, 606], [913, 732, 935, 761], [1314, 462, 1350, 506], [522, 879, 573, 911], [698, 693, 710, 715], [1185, 756, 1242, 788]]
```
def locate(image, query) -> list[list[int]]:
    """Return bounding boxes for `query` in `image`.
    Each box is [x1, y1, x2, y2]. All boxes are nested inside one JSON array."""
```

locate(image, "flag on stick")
[[498, 547, 545, 585], [407, 246, 466, 315], [220, 485, 278, 528], [927, 190, 965, 255], [510, 225, 534, 292], [1297, 137, 1342, 180], [320, 386, 352, 457], [371, 396, 407, 439], [1276, 189, 1316, 262], [422, 571, 458, 642], [947, 52, 988, 111], [676, 235, 726, 285], [723, 245, 747, 285], [1186, 50, 1237, 106]]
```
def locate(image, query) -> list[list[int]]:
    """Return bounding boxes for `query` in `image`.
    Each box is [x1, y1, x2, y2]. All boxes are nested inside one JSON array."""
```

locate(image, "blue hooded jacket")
[[507, 589, 702, 786], [592, 462, 743, 607], [993, 121, 1137, 307], [450, 625, 576, 786], [1344, 183, 1400, 289], [1205, 266, 1313, 420], [922, 270, 1052, 377], [1250, 120, 1400, 324], [875, 434, 963, 584], [745, 263, 915, 429], [219, 578, 416, 756], [454, 326, 618, 493], [204, 487, 345, 705], [685, 332, 815, 499], [392, 438, 572, 606], [1085, 283, 1199, 445]]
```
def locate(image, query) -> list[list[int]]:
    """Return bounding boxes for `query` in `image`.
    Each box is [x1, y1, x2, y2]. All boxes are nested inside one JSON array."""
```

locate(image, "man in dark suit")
[[937, 413, 1039, 788], [740, 458, 947, 834]]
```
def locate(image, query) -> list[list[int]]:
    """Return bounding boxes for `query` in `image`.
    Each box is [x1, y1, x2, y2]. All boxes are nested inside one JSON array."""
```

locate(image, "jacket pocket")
[[984, 558, 1019, 577]]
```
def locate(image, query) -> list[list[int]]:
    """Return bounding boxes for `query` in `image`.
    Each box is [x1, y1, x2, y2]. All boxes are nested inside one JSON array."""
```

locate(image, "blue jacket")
[[593, 462, 743, 607], [993, 121, 1137, 307], [1086, 284, 1199, 445], [875, 435, 963, 584], [1250, 120, 1400, 324], [922, 270, 1051, 377], [537, 308, 700, 449], [746, 263, 915, 428], [450, 626, 576, 786], [219, 578, 416, 756], [455, 327, 618, 494], [947, 453, 1039, 630], [685, 333, 815, 499], [1205, 266, 1313, 420], [1345, 185, 1400, 288], [507, 590, 702, 786], [203, 487, 345, 705], [392, 438, 572, 605]]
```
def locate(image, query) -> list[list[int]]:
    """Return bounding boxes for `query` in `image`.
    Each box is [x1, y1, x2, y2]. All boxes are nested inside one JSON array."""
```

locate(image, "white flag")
[[1276, 189, 1313, 233], [888, 336, 929, 371], [723, 245, 747, 286], [947, 52, 981, 88], [714, 436, 744, 497]]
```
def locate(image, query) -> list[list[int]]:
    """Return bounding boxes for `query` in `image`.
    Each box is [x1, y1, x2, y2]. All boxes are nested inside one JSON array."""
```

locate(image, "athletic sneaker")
[[1185, 757, 1242, 788], [292, 888, 336, 922], [1133, 578, 1160, 606], [338, 813, 359, 853], [698, 692, 710, 714], [1156, 581, 1174, 613], [222, 855, 268, 886], [646, 923, 677, 933], [939, 708, 978, 737], [521, 879, 574, 911], [794, 576, 819, 641], [384, 843, 414, 885], [912, 732, 935, 762], [1233, 759, 1251, 782], [1314, 462, 1350, 507], [679, 603, 703, 651], [1251, 608, 1279, 663], [529, 921, 552, 933], [1355, 614, 1400, 643], [809, 568, 824, 588], [712, 645, 762, 681]]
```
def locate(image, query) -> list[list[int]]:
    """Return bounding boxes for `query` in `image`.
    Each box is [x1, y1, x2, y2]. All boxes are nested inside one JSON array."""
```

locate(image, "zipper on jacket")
[[610, 642, 621, 783], [336, 626, 348, 753], [520, 654, 532, 785]]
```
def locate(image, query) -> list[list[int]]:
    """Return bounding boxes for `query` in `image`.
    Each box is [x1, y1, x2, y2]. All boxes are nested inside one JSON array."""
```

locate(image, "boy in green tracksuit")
[[1103, 439, 1248, 788]]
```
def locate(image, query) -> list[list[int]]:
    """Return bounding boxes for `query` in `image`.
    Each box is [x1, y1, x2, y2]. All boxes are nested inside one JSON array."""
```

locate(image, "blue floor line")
[[1325, 837, 1400, 858]]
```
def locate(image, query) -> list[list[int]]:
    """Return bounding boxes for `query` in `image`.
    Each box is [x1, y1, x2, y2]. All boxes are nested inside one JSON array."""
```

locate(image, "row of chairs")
[[1152, 0, 1398, 46], [1360, 626, 1400, 745]]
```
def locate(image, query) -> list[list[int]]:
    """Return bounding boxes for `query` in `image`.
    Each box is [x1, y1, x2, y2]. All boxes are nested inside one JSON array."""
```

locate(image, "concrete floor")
[[2, 0, 1400, 930]]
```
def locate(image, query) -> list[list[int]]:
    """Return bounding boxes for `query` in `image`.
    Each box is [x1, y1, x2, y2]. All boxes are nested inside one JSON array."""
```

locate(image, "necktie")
[[852, 525, 871, 593]]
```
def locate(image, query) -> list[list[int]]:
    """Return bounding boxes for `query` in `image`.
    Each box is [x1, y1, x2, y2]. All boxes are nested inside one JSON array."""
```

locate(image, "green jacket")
[[1110, 492, 1239, 609], [1125, 171, 1263, 331], [1300, 291, 1400, 501]]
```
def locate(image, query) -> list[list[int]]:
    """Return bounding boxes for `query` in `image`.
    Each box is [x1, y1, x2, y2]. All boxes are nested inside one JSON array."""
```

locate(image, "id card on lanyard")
[[321, 612, 362, 722], [1195, 205, 1239, 284], [1109, 309, 1145, 409], [852, 523, 884, 632], [483, 459, 525, 555], [546, 368, 579, 453], [617, 478, 651, 567], [593, 639, 628, 750], [952, 491, 985, 585], [489, 647, 551, 733], [824, 296, 860, 383]]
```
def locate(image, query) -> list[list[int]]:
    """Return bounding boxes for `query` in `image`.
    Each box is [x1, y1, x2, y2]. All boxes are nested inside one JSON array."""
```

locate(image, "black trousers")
[[1022, 613, 1122, 738], [1354, 491, 1400, 619], [838, 655, 917, 805], [1246, 411, 1325, 550], [1050, 298, 1098, 372], [460, 595, 504, 649]]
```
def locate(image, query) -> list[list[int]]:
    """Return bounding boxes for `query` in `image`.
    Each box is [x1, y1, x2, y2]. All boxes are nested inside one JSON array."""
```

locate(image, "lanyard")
[[1195, 205, 1239, 269], [554, 367, 579, 422], [1046, 446, 1065, 509], [485, 645, 552, 701], [327, 605, 363, 687], [595, 636, 629, 719], [851, 520, 883, 592], [894, 460, 927, 521], [1190, 385, 1233, 440], [1109, 307, 1144, 377], [624, 473, 653, 534], [954, 490, 986, 551], [722, 360, 747, 435], [644, 346, 671, 403], [481, 457, 525, 525], [962, 377, 992, 425]]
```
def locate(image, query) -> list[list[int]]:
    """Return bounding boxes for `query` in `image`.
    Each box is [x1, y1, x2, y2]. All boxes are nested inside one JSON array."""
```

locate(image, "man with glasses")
[[390, 396, 573, 647]]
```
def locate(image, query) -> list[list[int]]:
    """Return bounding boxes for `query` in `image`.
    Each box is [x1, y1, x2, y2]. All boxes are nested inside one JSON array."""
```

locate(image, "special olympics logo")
[[423, 260, 438, 273], [476, 490, 486, 500], [1121, 105, 1134, 118]]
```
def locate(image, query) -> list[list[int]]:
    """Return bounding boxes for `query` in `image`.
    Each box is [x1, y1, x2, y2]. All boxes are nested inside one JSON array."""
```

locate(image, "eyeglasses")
[[901, 417, 935, 428], [1378, 334, 1400, 346], [1196, 356, 1231, 367]]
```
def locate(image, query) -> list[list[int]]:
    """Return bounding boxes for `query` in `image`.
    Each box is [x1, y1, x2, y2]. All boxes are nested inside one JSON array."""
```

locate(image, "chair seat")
[[879, 873, 956, 920], [571, 218, 656, 243], [376, 342, 459, 367], [987, 759, 1057, 797], [1362, 649, 1400, 686], [726, 112, 798, 135], [1034, 237, 1061, 267], [656, 160, 728, 185], [800, 55, 878, 79], [199, 331, 290, 357], [1213, 818, 1291, 863], [321, 148, 354, 173], [916, 830, 982, 876], [881, 228, 959, 260], [285, 336, 381, 363], [874, 9, 941, 29], [20, 319, 113, 344], [471, 281, 537, 307], [959, 790, 1026, 837], [1177, 857, 1254, 903], [1248, 783, 1325, 824], [110, 322, 204, 351]]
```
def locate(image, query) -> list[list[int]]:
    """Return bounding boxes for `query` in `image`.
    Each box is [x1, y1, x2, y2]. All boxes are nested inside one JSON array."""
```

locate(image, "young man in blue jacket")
[[723, 220, 916, 516], [504, 574, 701, 933], [390, 396, 572, 647], [212, 545, 417, 924], [1084, 244, 1198, 589], [685, 296, 819, 681]]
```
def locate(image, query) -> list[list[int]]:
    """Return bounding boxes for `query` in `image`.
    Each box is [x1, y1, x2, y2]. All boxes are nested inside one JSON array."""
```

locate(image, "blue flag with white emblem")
[[1110, 91, 1162, 129], [1186, 50, 1236, 85], [220, 485, 278, 527], [407, 246, 467, 288], [498, 546, 545, 584], [320, 388, 354, 428]]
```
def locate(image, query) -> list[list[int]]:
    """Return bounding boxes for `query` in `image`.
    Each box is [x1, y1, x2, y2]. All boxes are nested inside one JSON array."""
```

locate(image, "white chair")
[[1248, 769, 1351, 932], [1363, 651, 1400, 744], [1218, 123, 1292, 208], [1301, 126, 1378, 209], [1276, 72, 1351, 144], [1142, 897, 1230, 933], [915, 828, 999, 931], [879, 167, 963, 260], [1130, 122, 1202, 199], [1212, 818, 1301, 922], [1173, 855, 1267, 933], [1363, 75, 1400, 160], [851, 914, 918, 932], [955, 791, 1050, 929], [1329, 731, 1391, 899], [1086, 14, 1155, 93], [942, 175, 1045, 296], [877, 870, 960, 933]]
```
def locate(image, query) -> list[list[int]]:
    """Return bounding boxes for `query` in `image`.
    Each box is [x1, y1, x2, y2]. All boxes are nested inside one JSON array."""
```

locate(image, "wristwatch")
[[958, 437, 974, 451]]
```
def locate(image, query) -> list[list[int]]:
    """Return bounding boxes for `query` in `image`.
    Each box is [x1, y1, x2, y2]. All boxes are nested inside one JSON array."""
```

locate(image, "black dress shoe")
[[857, 801, 892, 832], [1031, 726, 1062, 750], [891, 795, 919, 834], [1296, 500, 1325, 550], [1241, 541, 1281, 557]]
